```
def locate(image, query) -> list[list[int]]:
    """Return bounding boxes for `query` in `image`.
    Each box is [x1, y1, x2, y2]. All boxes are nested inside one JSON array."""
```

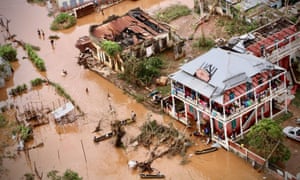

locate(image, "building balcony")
[[171, 77, 286, 122]]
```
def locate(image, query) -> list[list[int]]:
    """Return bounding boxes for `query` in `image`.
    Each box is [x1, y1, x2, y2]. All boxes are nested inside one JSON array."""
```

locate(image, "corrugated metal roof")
[[170, 47, 283, 104], [169, 71, 216, 98]]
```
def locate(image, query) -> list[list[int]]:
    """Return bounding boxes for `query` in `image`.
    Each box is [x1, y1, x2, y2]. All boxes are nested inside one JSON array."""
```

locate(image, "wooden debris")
[[131, 120, 192, 173]]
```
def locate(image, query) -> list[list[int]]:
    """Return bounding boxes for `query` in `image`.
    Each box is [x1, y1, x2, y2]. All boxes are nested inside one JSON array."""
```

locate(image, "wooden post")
[[81, 140, 87, 163]]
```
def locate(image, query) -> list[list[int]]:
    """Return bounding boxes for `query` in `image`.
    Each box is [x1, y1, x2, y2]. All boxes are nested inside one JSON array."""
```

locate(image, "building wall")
[[56, 0, 93, 11], [167, 69, 287, 149]]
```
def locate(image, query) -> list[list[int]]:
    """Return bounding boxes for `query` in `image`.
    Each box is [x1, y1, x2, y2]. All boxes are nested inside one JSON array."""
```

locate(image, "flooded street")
[[0, 0, 267, 179]]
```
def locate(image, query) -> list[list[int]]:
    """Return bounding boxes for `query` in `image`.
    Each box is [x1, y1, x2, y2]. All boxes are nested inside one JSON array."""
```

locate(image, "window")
[[189, 105, 194, 113], [218, 121, 223, 129], [231, 119, 236, 129], [229, 91, 235, 100]]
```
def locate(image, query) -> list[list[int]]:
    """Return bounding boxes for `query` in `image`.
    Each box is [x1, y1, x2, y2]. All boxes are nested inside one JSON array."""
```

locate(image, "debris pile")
[[131, 120, 192, 173], [77, 48, 96, 69]]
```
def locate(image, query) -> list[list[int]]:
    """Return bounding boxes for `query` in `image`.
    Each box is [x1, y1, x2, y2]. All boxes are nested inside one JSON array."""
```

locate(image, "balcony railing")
[[171, 78, 286, 122], [266, 32, 300, 63]]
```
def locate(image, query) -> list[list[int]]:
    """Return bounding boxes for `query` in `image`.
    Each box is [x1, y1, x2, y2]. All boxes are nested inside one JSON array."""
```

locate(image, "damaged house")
[[77, 7, 185, 72], [163, 47, 287, 150], [228, 17, 300, 84]]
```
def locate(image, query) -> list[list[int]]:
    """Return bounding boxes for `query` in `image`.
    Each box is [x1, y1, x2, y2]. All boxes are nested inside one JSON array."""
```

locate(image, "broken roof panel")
[[52, 102, 74, 120], [90, 8, 169, 47], [241, 18, 297, 56]]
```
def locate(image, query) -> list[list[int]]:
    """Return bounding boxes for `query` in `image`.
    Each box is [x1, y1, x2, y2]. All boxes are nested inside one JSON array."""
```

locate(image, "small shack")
[[51, 102, 75, 123]]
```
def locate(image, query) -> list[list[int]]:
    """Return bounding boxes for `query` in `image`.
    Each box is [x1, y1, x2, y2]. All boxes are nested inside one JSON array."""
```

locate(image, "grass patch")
[[274, 111, 293, 124], [157, 84, 170, 97], [193, 35, 215, 50], [134, 93, 145, 103], [155, 5, 191, 23], [0, 114, 7, 128], [292, 89, 300, 107], [216, 16, 259, 37]]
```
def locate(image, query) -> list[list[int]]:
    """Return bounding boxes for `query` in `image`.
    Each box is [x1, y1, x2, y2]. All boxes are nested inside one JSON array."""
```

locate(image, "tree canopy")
[[122, 56, 163, 86], [246, 118, 290, 163], [100, 40, 122, 57]]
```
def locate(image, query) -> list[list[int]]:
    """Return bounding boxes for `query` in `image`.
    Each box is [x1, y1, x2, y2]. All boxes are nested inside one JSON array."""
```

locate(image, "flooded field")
[[0, 0, 269, 179]]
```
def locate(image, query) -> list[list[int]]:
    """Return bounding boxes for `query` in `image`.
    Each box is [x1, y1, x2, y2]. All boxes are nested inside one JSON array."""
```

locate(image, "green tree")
[[136, 57, 162, 85], [100, 40, 122, 57], [121, 56, 163, 86], [0, 44, 17, 61], [100, 40, 122, 71], [246, 118, 290, 163]]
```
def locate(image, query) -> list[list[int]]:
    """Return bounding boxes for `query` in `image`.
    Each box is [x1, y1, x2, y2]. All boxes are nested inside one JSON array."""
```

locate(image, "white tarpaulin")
[[52, 102, 74, 120]]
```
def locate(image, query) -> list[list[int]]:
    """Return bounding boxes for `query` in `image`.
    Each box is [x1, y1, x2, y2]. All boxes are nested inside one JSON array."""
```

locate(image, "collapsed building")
[[228, 17, 300, 84], [76, 7, 185, 72]]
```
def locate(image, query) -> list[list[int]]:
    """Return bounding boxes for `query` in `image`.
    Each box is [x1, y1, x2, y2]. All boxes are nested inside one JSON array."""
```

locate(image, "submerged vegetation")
[[0, 44, 17, 62], [47, 169, 82, 180], [9, 84, 28, 96], [30, 78, 45, 87], [13, 125, 33, 142], [51, 13, 76, 31], [25, 44, 46, 71], [155, 4, 191, 23]]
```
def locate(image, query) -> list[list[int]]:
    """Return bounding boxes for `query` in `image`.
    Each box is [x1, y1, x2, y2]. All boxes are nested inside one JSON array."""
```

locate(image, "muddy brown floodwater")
[[0, 0, 269, 179]]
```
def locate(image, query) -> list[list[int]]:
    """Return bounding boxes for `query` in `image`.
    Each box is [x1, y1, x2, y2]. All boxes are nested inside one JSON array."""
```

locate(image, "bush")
[[0, 44, 17, 62], [9, 83, 28, 96], [15, 125, 33, 142], [47, 169, 82, 180], [0, 113, 7, 127], [193, 36, 215, 50], [30, 78, 45, 87], [136, 57, 163, 86], [51, 13, 76, 30]]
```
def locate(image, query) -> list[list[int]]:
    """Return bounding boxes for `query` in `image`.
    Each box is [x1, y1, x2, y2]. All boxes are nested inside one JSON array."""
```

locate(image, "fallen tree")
[[130, 119, 192, 173]]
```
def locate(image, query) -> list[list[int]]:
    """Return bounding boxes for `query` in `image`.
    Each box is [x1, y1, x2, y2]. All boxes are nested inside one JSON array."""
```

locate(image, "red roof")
[[247, 25, 297, 57], [91, 8, 169, 45]]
